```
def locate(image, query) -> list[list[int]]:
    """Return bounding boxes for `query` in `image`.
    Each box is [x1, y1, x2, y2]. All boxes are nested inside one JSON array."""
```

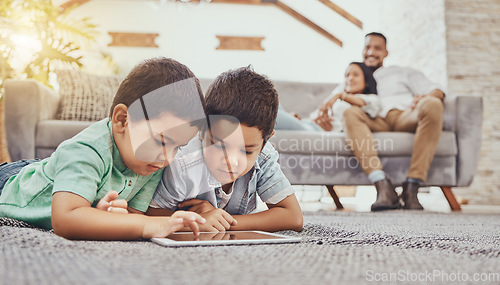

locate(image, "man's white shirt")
[[327, 66, 444, 117]]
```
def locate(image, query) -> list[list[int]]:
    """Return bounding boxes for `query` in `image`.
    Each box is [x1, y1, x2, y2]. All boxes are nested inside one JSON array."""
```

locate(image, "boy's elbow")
[[52, 220, 68, 239], [295, 215, 304, 232], [52, 223, 70, 239], [52, 216, 77, 240], [53, 228, 74, 240], [290, 211, 303, 232]]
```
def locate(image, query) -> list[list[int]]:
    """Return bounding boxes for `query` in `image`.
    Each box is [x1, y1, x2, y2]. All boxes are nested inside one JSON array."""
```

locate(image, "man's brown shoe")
[[371, 178, 401, 211], [401, 182, 424, 210]]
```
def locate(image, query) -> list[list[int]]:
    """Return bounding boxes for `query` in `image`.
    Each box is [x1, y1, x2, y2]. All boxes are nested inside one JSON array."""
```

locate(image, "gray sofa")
[[4, 79, 483, 211]]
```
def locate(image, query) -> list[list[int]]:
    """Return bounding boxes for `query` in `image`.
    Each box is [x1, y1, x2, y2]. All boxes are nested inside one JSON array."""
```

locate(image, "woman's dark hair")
[[348, 62, 378, 95]]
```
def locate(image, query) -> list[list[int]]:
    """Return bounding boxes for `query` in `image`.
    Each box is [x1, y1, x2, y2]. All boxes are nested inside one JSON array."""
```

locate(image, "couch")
[[4, 78, 483, 211]]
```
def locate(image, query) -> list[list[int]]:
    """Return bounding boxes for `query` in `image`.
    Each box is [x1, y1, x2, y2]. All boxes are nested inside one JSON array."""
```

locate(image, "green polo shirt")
[[0, 119, 162, 229]]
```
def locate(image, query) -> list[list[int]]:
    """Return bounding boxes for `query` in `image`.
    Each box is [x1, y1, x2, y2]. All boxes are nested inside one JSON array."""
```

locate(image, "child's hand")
[[142, 211, 206, 239], [178, 199, 215, 214], [199, 209, 237, 232], [95, 191, 128, 214]]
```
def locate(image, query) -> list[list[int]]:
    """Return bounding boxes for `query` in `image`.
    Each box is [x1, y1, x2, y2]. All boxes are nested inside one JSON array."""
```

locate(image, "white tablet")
[[151, 231, 301, 247]]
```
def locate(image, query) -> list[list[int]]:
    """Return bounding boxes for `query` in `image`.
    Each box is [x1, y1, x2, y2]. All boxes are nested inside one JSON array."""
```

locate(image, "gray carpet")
[[1, 211, 499, 284]]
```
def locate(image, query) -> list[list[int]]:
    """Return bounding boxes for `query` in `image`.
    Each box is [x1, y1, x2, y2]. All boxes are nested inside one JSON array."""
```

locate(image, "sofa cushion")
[[277, 154, 457, 186], [270, 131, 457, 156], [55, 69, 122, 121], [36, 120, 94, 149], [273, 81, 336, 117]]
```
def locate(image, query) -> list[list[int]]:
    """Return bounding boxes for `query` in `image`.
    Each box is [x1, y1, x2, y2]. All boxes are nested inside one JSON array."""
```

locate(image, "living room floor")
[[258, 186, 500, 214]]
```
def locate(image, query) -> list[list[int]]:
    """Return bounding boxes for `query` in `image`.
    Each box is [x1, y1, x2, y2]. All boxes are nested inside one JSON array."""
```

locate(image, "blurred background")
[[1, 0, 498, 207]]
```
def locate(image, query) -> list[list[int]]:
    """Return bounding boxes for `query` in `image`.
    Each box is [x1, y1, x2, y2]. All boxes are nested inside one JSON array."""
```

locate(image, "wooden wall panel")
[[188, 0, 274, 5], [62, 0, 359, 48], [275, 1, 342, 47], [60, 0, 91, 11], [108, 32, 159, 48], [216, 36, 265, 51], [318, 0, 363, 29]]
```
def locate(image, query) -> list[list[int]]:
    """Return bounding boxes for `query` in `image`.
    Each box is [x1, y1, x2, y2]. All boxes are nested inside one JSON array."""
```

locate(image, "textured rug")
[[1, 211, 499, 284]]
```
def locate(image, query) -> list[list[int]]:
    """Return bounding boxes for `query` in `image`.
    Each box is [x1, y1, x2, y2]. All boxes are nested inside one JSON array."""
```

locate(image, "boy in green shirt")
[[0, 57, 206, 240]]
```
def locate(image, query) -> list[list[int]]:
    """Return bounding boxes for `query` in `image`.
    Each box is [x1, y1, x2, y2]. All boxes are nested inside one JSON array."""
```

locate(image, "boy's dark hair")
[[365, 32, 387, 45], [109, 57, 206, 126], [205, 66, 278, 142]]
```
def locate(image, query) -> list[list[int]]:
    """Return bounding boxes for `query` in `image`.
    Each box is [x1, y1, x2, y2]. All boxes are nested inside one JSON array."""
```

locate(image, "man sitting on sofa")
[[315, 32, 445, 211]]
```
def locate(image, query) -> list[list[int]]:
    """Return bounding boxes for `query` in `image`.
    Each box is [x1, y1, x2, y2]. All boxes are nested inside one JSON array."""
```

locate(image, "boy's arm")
[[232, 143, 302, 232], [228, 194, 303, 232], [51, 191, 205, 240], [146, 205, 237, 232], [146, 199, 216, 216], [146, 206, 175, 216]]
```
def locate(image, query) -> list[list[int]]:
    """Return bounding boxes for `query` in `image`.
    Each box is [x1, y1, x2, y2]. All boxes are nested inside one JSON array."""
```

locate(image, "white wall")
[[375, 0, 448, 89], [66, 0, 381, 83]]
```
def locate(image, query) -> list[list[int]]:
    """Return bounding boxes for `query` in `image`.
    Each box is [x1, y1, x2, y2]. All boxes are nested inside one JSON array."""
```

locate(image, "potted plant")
[[0, 0, 115, 162]]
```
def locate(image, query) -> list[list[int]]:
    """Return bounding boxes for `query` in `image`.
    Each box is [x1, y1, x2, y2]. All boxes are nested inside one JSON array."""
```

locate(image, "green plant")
[[0, 0, 116, 97], [0, 0, 117, 162]]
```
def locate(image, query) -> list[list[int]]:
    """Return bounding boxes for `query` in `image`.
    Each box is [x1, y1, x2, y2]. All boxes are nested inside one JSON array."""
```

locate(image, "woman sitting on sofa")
[[275, 62, 381, 132]]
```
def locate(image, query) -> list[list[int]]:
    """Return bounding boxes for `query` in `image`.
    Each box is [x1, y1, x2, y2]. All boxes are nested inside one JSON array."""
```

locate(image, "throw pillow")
[[55, 69, 123, 121]]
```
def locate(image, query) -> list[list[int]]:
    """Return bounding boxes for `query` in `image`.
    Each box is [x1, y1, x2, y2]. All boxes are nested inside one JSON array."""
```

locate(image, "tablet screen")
[[167, 231, 287, 241], [151, 231, 301, 247]]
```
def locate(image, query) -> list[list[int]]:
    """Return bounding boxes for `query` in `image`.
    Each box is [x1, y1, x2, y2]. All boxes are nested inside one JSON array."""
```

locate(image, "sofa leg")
[[440, 186, 461, 211], [326, 185, 344, 210]]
